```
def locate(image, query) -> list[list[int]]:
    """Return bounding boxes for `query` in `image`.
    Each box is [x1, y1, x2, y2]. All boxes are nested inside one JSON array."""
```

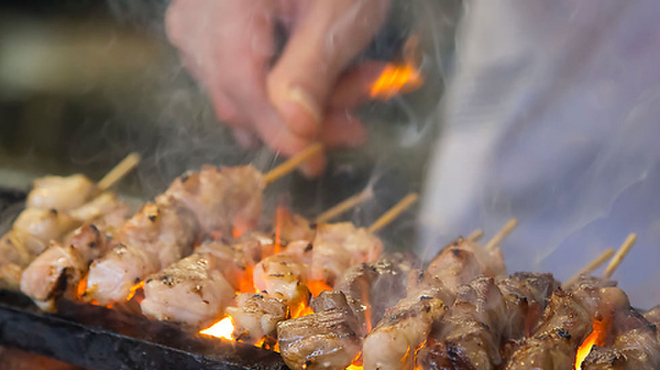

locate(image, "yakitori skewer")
[[602, 233, 637, 280], [562, 248, 615, 289], [367, 193, 418, 233], [263, 144, 323, 184], [466, 229, 484, 242], [97, 152, 141, 192], [485, 218, 518, 250], [315, 188, 374, 224]]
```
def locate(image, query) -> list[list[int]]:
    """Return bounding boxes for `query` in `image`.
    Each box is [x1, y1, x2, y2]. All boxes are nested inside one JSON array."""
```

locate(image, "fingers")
[[329, 61, 390, 109], [267, 0, 391, 141]]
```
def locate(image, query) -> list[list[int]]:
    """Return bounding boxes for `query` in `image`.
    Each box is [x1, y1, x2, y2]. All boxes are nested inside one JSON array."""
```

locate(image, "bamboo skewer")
[[97, 152, 141, 192], [368, 193, 418, 234], [562, 249, 615, 289], [315, 188, 374, 224], [466, 229, 484, 242], [485, 218, 518, 250], [263, 144, 323, 184], [602, 233, 637, 280]]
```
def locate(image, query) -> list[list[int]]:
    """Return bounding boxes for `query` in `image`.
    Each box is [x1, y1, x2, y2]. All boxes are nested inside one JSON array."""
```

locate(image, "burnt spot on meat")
[[270, 273, 285, 278], [160, 275, 175, 287], [146, 278, 153, 284], [255, 294, 264, 299], [88, 241, 96, 249], [134, 277, 141, 284], [148, 214, 157, 222], [180, 173, 190, 183], [50, 208, 58, 215], [451, 248, 464, 258], [309, 223, 317, 230], [46, 267, 72, 301], [304, 243, 313, 252], [556, 328, 571, 339]]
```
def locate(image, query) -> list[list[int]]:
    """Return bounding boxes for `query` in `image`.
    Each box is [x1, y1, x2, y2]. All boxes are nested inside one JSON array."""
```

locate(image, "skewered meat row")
[[83, 165, 264, 306], [503, 277, 623, 370], [419, 272, 559, 370], [581, 295, 660, 369]]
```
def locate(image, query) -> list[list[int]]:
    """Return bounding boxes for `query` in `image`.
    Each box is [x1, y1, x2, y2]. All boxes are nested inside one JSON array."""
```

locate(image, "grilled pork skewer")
[[503, 277, 622, 370], [581, 294, 660, 369], [419, 273, 559, 370], [362, 222, 512, 370]]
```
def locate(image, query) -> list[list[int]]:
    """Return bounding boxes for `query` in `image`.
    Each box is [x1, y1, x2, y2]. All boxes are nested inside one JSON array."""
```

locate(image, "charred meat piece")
[[310, 222, 383, 285], [26, 174, 97, 211], [158, 165, 264, 237], [419, 273, 559, 370], [504, 277, 619, 370], [427, 237, 507, 293], [363, 292, 448, 370], [253, 253, 309, 305], [20, 225, 110, 310], [140, 253, 235, 329], [582, 291, 660, 369], [226, 293, 288, 344], [277, 291, 362, 370], [335, 253, 419, 335]]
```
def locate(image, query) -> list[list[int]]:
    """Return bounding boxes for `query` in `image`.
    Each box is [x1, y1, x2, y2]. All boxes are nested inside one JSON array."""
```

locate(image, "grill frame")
[[0, 188, 287, 370]]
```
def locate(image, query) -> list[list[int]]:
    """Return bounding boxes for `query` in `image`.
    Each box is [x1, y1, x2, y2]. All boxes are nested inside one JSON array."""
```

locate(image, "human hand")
[[165, 0, 391, 177]]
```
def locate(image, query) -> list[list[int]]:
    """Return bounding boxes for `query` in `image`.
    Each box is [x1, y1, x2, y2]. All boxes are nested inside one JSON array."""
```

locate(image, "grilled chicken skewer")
[[419, 273, 559, 370]]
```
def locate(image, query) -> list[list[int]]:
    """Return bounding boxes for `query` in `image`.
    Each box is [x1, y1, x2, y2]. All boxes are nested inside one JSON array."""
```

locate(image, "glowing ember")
[[200, 315, 234, 340], [290, 301, 315, 319], [76, 276, 87, 298], [575, 317, 611, 370], [307, 280, 333, 298], [346, 364, 363, 370], [370, 63, 423, 100]]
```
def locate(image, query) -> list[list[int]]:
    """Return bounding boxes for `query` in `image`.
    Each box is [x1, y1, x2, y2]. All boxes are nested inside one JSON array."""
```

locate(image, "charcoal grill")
[[0, 188, 287, 370]]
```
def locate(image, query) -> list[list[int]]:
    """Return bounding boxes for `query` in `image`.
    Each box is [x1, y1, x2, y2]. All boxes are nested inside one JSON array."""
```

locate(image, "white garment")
[[420, 0, 660, 308]]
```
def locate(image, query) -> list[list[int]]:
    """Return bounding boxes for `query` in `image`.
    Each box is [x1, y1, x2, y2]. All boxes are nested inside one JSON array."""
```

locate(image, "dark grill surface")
[[0, 188, 287, 370]]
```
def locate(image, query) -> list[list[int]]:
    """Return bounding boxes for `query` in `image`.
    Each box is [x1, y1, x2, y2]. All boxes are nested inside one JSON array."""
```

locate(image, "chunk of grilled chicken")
[[363, 293, 449, 370], [504, 277, 620, 370], [26, 174, 97, 211], [158, 165, 264, 237], [419, 273, 559, 370], [19, 241, 86, 311], [581, 292, 660, 370], [277, 291, 363, 370], [278, 209, 315, 243], [140, 252, 235, 328], [310, 222, 383, 286], [644, 305, 660, 327], [20, 225, 110, 310], [427, 237, 507, 293], [253, 253, 310, 305], [11, 208, 79, 257], [334, 253, 419, 335], [226, 293, 288, 344], [84, 199, 199, 305], [67, 193, 131, 236]]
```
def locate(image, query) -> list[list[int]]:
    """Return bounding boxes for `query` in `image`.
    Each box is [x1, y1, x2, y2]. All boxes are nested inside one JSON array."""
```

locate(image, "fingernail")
[[285, 86, 322, 124]]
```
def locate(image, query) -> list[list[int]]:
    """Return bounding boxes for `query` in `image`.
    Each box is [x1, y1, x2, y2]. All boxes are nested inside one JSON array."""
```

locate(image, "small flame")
[[346, 364, 363, 370], [575, 317, 611, 370], [125, 280, 144, 302], [307, 280, 333, 298], [76, 276, 87, 298], [233, 225, 247, 239], [200, 315, 234, 340], [370, 63, 423, 100], [290, 300, 315, 319]]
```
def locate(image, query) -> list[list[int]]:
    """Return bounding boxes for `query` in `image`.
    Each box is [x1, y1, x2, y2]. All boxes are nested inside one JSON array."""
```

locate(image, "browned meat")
[[644, 305, 660, 326], [427, 237, 507, 293], [504, 277, 620, 370], [253, 253, 310, 306], [334, 253, 419, 335], [158, 165, 264, 238], [310, 222, 383, 285], [67, 193, 131, 236], [277, 291, 363, 370], [582, 293, 660, 369], [419, 273, 559, 370], [226, 293, 288, 344]]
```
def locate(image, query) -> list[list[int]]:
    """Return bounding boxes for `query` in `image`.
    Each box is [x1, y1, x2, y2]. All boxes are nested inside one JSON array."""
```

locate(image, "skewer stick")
[[368, 193, 418, 234], [315, 188, 374, 224], [263, 144, 323, 184], [485, 218, 518, 250], [562, 248, 615, 289], [466, 229, 484, 242], [97, 152, 141, 192], [602, 233, 637, 280]]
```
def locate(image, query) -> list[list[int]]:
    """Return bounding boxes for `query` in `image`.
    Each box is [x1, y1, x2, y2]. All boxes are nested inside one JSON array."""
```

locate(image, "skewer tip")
[[602, 233, 637, 280]]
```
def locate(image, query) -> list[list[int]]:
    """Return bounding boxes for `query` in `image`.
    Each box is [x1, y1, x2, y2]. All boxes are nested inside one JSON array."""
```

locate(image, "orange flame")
[[290, 300, 315, 319], [126, 280, 144, 302], [346, 364, 363, 370], [76, 276, 87, 298], [307, 280, 333, 298], [200, 315, 234, 340], [575, 317, 612, 369], [370, 63, 423, 100]]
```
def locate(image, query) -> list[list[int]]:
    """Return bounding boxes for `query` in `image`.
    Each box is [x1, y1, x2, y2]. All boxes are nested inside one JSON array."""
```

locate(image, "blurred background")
[[0, 0, 462, 247]]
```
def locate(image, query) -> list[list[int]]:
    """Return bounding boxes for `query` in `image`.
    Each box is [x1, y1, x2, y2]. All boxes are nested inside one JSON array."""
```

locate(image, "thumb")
[[267, 0, 390, 140]]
